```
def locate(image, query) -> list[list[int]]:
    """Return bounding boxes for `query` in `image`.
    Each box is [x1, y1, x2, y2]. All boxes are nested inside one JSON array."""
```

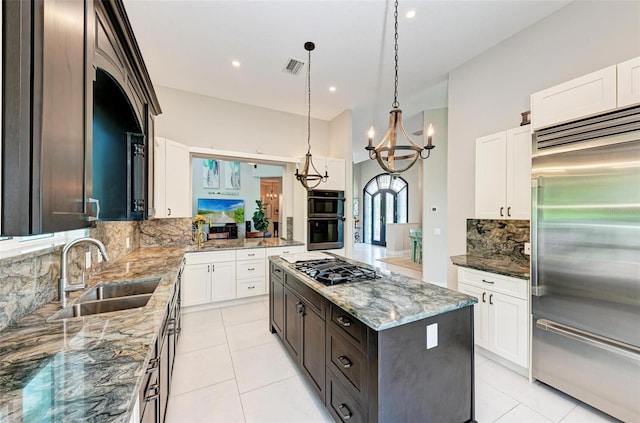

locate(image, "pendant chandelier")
[[365, 0, 435, 177], [295, 41, 328, 190]]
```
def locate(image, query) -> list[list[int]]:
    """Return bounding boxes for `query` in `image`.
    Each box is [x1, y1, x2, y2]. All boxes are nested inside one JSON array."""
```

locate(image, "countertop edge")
[[450, 254, 530, 280]]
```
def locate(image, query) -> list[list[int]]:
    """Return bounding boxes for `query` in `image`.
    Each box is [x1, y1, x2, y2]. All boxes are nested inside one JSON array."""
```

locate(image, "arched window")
[[363, 174, 408, 245]]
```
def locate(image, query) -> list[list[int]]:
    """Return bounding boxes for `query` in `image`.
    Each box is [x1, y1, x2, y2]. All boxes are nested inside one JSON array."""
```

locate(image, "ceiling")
[[124, 0, 571, 158]]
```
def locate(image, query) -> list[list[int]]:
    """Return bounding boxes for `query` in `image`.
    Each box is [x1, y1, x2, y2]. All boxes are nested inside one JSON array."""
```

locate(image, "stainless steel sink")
[[78, 278, 161, 302], [47, 277, 161, 321], [49, 294, 152, 321]]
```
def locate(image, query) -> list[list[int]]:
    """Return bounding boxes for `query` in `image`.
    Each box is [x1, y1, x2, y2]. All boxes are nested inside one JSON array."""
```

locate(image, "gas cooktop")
[[294, 258, 379, 286]]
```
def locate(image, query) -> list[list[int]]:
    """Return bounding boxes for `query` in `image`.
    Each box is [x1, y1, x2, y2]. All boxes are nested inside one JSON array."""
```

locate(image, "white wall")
[[446, 0, 640, 289], [422, 107, 448, 286], [329, 110, 353, 257], [155, 85, 330, 158]]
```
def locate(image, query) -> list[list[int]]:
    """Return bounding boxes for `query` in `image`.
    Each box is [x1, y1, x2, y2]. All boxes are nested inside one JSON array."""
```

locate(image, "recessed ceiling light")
[[329, 86, 337, 92], [232, 60, 241, 68], [406, 10, 416, 19]]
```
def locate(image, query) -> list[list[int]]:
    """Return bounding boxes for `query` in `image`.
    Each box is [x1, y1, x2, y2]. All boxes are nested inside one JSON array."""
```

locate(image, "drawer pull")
[[248, 285, 255, 289], [337, 316, 352, 327], [337, 404, 352, 420], [145, 384, 159, 402], [481, 279, 495, 285], [248, 267, 255, 271], [248, 253, 255, 256], [274, 269, 282, 273], [337, 355, 352, 368]]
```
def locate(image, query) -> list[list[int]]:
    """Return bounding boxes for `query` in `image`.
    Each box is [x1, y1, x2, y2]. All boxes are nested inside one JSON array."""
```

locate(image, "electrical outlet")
[[85, 251, 92, 269], [426, 323, 438, 349], [433, 228, 441, 235], [126, 237, 130, 249], [524, 242, 531, 255]]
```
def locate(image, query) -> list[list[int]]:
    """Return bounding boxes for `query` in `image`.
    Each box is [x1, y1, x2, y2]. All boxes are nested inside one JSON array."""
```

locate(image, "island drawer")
[[326, 368, 368, 423], [327, 326, 368, 407], [270, 263, 284, 283], [330, 304, 367, 352], [285, 273, 325, 315]]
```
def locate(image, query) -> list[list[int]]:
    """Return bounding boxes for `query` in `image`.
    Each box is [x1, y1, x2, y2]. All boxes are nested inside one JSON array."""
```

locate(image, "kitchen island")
[[269, 254, 478, 423]]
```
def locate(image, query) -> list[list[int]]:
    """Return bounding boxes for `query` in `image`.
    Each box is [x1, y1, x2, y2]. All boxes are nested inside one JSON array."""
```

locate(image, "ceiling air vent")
[[282, 57, 305, 75]]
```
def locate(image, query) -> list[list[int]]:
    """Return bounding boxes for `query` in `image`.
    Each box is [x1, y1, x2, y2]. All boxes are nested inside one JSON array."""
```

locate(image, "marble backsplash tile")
[[466, 219, 530, 262], [0, 221, 143, 332], [139, 218, 192, 247], [286, 217, 294, 241]]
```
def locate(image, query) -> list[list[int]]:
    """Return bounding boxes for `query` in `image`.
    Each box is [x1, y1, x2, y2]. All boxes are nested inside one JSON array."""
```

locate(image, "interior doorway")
[[260, 178, 281, 237], [363, 174, 408, 246]]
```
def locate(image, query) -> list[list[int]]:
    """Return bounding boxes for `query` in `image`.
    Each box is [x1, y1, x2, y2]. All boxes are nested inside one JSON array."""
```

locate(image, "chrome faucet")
[[58, 237, 110, 304]]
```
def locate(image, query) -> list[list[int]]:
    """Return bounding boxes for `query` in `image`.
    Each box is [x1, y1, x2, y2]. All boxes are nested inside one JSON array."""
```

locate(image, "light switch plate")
[[426, 323, 438, 349], [524, 242, 531, 255], [85, 251, 92, 269]]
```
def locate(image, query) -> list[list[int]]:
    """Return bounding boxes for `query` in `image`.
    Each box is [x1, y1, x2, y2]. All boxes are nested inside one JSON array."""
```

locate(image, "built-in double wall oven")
[[307, 190, 345, 250]]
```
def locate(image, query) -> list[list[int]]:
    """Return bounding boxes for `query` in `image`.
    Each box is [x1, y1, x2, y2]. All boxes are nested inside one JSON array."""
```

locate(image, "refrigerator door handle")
[[536, 319, 640, 361], [530, 177, 545, 297]]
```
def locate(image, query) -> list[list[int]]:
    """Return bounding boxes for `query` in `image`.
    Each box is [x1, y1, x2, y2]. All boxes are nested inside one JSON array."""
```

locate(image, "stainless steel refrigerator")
[[531, 105, 640, 422]]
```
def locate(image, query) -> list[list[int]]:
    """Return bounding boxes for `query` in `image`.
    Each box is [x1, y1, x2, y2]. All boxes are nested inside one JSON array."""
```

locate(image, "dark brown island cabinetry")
[[1, 0, 161, 235], [140, 275, 182, 423], [269, 261, 476, 423]]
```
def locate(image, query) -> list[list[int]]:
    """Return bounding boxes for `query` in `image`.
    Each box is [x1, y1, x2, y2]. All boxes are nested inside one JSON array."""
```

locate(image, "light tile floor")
[[166, 244, 621, 423]]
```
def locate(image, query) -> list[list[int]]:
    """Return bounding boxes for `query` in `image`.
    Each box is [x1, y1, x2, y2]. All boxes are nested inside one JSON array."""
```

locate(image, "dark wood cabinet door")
[[40, 0, 91, 232], [271, 278, 285, 336], [2, 0, 91, 234], [301, 306, 326, 400], [283, 288, 302, 362]]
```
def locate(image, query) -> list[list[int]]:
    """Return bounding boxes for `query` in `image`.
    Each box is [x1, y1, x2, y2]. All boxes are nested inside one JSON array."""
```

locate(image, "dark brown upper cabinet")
[[1, 0, 161, 236]]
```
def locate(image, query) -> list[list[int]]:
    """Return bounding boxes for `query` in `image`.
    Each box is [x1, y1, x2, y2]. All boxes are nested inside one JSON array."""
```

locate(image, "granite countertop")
[[193, 238, 305, 252], [270, 254, 477, 331], [0, 246, 188, 423], [450, 254, 530, 279]]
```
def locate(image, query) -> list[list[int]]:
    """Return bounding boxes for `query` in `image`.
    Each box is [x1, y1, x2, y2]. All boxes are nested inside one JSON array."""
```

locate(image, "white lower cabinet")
[[458, 267, 529, 369], [183, 250, 236, 307], [236, 248, 266, 298]]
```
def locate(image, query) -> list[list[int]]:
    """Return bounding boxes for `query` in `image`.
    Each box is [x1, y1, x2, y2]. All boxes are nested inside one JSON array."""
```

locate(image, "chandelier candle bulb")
[[426, 123, 434, 148]]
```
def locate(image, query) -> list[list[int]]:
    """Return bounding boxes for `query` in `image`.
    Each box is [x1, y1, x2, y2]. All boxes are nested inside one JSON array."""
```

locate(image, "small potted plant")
[[251, 200, 270, 237]]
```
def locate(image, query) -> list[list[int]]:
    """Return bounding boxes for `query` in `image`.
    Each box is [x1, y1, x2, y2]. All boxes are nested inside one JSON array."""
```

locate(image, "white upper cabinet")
[[154, 137, 191, 218], [531, 56, 640, 130], [617, 56, 640, 107], [475, 125, 531, 220], [299, 156, 346, 191], [531, 66, 617, 130]]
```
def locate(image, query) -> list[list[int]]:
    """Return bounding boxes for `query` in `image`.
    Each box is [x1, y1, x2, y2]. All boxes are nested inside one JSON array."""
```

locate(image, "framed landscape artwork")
[[197, 198, 245, 223]]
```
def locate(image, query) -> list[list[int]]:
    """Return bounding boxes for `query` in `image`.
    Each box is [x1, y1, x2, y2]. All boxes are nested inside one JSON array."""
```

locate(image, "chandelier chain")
[[307, 47, 312, 153], [393, 0, 399, 109]]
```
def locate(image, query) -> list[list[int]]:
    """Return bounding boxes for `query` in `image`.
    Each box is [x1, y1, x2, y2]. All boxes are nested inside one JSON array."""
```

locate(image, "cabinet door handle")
[[208, 265, 210, 272], [295, 302, 304, 316], [489, 294, 494, 305], [481, 279, 495, 285], [337, 404, 352, 420], [482, 292, 486, 303], [499, 206, 504, 217], [145, 384, 159, 401], [168, 207, 172, 216], [212, 264, 215, 272], [337, 355, 352, 368], [507, 206, 511, 217], [337, 316, 352, 327]]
